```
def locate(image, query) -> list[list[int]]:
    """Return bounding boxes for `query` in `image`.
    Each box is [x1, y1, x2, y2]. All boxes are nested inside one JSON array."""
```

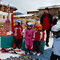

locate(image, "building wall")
[[26, 16, 40, 21], [27, 11, 39, 15], [49, 8, 59, 16], [38, 8, 60, 16], [27, 8, 60, 18]]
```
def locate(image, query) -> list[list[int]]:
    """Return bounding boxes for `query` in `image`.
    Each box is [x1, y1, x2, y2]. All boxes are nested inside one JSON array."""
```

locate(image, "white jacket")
[[57, 19, 60, 24]]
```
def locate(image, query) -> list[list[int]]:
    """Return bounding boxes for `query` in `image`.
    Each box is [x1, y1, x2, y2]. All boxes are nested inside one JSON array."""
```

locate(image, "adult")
[[40, 7, 53, 47], [53, 15, 58, 25], [57, 15, 60, 24]]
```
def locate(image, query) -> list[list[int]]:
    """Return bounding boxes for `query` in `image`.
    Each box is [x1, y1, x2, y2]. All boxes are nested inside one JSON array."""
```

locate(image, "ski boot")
[[33, 51, 36, 55], [36, 58, 40, 60], [29, 50, 33, 55], [37, 53, 41, 56], [25, 50, 29, 55]]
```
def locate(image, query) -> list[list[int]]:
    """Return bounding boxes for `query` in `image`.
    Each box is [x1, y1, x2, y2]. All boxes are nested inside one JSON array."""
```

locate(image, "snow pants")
[[46, 30, 50, 44], [13, 38, 22, 48], [25, 38, 33, 50], [33, 40, 43, 53]]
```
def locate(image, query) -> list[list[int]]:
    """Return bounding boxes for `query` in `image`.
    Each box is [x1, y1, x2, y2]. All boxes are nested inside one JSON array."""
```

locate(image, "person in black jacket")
[[40, 7, 53, 47], [53, 15, 58, 25]]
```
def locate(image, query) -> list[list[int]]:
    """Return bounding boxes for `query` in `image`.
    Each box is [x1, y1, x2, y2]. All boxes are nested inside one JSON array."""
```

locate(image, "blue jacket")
[[53, 36, 60, 56]]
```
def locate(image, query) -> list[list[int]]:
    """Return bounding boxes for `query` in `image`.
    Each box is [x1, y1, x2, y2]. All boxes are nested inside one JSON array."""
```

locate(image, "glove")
[[51, 24, 53, 27], [23, 39, 25, 43], [32, 38, 35, 41]]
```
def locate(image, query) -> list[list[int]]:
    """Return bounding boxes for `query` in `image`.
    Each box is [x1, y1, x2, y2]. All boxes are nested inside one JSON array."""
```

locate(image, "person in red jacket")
[[33, 24, 45, 56], [40, 7, 53, 47], [13, 19, 23, 49]]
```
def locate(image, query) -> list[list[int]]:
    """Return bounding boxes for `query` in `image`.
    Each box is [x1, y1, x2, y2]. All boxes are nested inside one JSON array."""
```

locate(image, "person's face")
[[36, 29, 40, 32], [45, 10, 49, 13], [54, 16, 56, 19], [28, 25, 32, 29]]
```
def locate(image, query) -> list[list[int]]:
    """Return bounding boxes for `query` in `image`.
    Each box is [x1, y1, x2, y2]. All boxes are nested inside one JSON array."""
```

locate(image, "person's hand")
[[23, 39, 25, 43], [32, 38, 35, 41], [51, 24, 53, 27]]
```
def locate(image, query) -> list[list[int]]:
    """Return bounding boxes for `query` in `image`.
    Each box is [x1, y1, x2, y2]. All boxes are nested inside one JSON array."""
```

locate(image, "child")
[[13, 19, 23, 49], [23, 22, 35, 55], [33, 24, 45, 56], [50, 24, 60, 60]]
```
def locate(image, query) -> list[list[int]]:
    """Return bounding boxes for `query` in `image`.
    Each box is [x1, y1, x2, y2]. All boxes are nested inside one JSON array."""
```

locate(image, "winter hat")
[[51, 24, 60, 32], [45, 7, 49, 11], [27, 22, 33, 29], [16, 19, 21, 23], [27, 22, 33, 26]]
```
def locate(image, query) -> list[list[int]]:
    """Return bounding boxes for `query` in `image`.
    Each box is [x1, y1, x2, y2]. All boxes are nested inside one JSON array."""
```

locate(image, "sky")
[[2, 0, 60, 14]]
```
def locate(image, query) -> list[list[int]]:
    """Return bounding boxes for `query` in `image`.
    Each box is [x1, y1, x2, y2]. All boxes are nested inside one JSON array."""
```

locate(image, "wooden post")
[[11, 14, 14, 32]]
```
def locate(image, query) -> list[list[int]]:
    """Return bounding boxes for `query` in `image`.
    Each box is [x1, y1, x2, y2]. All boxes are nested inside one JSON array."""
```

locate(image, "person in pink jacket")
[[23, 22, 35, 55]]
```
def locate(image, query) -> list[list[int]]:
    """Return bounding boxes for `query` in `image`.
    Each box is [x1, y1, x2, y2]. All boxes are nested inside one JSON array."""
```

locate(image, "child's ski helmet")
[[27, 22, 33, 26], [36, 24, 42, 30], [27, 22, 33, 29], [16, 19, 21, 23], [51, 24, 60, 32]]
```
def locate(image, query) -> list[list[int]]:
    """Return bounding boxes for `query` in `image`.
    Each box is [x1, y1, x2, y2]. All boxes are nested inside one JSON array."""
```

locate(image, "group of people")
[[12, 7, 60, 60], [40, 7, 60, 60], [12, 19, 44, 56]]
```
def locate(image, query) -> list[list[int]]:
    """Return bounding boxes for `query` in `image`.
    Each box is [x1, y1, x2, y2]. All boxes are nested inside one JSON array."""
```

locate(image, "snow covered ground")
[[0, 49, 25, 59], [0, 37, 53, 60], [0, 30, 53, 60], [39, 38, 53, 60]]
